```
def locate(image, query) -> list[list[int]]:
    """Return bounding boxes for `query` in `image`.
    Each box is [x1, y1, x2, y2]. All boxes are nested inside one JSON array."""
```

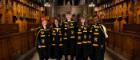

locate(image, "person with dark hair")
[[89, 15, 108, 60], [80, 17, 91, 60], [49, 18, 63, 60], [75, 16, 86, 60]]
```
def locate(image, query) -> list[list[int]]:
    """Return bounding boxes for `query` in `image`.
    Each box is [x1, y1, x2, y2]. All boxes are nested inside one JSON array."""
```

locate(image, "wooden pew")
[[107, 31, 140, 60], [0, 24, 18, 35], [123, 24, 140, 35], [0, 31, 34, 60]]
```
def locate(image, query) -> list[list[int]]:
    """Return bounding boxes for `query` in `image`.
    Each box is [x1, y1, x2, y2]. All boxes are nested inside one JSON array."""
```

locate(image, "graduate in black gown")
[[76, 16, 87, 60], [62, 12, 76, 60], [89, 15, 108, 60], [49, 18, 63, 60], [35, 16, 49, 60], [80, 17, 91, 60]]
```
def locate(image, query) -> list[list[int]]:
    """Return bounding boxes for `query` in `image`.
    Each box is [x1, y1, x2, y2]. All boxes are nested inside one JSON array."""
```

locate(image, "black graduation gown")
[[61, 20, 69, 55], [76, 25, 84, 60], [61, 19, 76, 54], [68, 20, 77, 56], [82, 25, 91, 60], [36, 26, 49, 60], [49, 25, 62, 59], [90, 24, 106, 60]]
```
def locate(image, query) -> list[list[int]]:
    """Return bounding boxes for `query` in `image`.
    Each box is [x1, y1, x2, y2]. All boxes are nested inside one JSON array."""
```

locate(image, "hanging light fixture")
[[94, 7, 99, 11], [88, 2, 95, 7], [40, 7, 45, 11], [44, 2, 51, 7]]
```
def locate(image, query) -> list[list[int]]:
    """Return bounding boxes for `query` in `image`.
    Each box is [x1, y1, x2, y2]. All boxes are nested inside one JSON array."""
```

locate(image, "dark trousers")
[[37, 48, 48, 60], [90, 46, 105, 60], [83, 44, 90, 60], [76, 44, 83, 60], [49, 45, 59, 59], [70, 39, 76, 60], [70, 44, 75, 60], [63, 40, 70, 60], [48, 45, 51, 58], [56, 46, 63, 60]]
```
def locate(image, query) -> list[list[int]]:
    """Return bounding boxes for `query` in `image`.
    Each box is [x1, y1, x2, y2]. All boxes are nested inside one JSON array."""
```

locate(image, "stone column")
[[64, 0, 66, 6], [80, 0, 85, 5], [82, 0, 87, 16], [52, 0, 55, 17], [72, 0, 74, 6]]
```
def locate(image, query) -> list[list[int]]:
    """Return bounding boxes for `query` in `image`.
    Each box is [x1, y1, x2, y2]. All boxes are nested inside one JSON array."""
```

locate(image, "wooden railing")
[[0, 31, 35, 60], [0, 24, 18, 35], [107, 31, 140, 60], [123, 24, 140, 35]]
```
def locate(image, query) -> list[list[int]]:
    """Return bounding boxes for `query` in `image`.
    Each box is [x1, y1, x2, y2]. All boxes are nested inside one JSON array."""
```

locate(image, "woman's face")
[[55, 19, 58, 25], [42, 20, 47, 26], [41, 17, 47, 26]]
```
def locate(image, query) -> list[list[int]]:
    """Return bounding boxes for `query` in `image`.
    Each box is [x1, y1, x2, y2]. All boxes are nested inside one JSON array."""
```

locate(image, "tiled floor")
[[31, 52, 113, 60]]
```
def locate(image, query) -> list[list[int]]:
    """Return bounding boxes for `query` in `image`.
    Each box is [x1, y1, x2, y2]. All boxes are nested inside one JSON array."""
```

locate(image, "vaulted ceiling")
[[29, 0, 112, 6]]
